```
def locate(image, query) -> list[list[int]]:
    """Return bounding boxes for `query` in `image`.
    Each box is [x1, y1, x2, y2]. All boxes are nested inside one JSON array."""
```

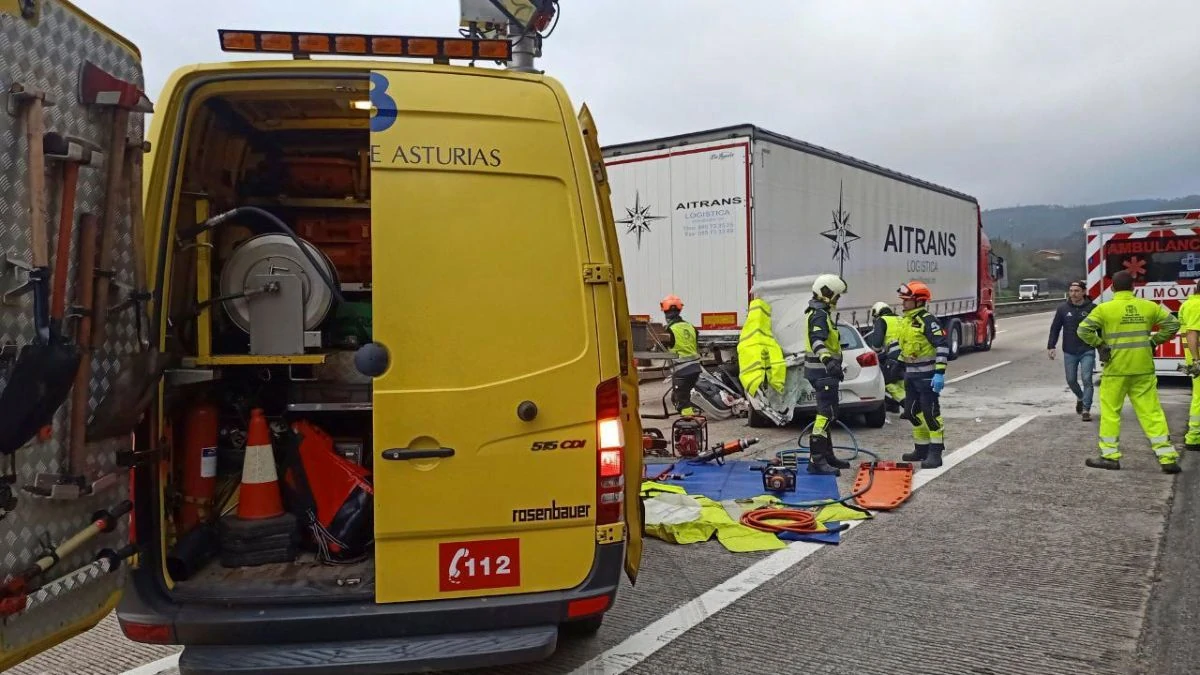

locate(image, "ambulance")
[[1084, 208, 1200, 376]]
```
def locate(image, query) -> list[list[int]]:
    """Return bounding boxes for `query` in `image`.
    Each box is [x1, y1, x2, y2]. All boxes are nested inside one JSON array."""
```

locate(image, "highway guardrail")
[[996, 298, 1061, 316]]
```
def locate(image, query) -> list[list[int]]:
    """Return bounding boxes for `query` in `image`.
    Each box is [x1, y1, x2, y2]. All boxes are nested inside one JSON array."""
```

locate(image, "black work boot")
[[806, 435, 841, 476], [902, 444, 929, 462], [1075, 400, 1083, 414], [921, 444, 944, 469], [1185, 444, 1200, 452], [821, 435, 851, 469], [1161, 461, 1182, 474], [1085, 457, 1120, 470]]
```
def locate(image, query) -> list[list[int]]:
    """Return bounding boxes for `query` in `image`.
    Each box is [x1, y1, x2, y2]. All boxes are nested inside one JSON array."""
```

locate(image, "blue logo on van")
[[368, 72, 398, 133]]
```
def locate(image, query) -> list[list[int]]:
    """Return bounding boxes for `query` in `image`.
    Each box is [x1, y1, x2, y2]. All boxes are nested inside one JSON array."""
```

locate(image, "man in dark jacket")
[[1048, 280, 1097, 420]]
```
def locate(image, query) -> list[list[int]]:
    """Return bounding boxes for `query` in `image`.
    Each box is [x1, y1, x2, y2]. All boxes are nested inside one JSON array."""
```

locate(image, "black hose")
[[182, 206, 345, 305], [773, 418, 879, 512]]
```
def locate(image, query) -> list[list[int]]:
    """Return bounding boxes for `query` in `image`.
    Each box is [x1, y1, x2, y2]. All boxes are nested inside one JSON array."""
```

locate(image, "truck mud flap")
[[178, 624, 558, 675]]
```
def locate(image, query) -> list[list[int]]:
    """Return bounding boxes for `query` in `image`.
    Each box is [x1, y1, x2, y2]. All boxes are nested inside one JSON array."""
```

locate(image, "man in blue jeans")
[[1048, 280, 1097, 420]]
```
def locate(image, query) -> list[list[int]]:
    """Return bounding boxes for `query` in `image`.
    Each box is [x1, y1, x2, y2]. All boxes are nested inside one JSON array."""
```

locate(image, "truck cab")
[[1018, 277, 1048, 301], [2, 5, 644, 674]]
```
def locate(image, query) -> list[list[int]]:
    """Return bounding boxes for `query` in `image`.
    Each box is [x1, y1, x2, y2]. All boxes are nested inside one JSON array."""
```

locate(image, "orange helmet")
[[898, 281, 932, 302], [660, 294, 684, 312]]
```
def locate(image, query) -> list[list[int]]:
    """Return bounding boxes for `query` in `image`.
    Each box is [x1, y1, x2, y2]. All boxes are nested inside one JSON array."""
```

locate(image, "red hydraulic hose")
[[739, 507, 822, 535]]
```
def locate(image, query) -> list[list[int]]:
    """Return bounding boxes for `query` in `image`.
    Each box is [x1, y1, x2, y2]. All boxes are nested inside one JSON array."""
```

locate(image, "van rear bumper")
[[117, 541, 624, 669], [177, 624, 558, 675]]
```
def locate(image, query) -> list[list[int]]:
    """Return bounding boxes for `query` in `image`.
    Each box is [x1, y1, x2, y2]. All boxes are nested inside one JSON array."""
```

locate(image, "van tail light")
[[595, 377, 625, 526], [119, 618, 175, 644], [857, 351, 878, 368], [567, 593, 612, 619]]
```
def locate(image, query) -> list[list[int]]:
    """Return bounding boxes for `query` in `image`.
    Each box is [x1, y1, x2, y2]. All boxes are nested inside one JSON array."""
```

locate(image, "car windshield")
[[838, 324, 864, 349], [1020, 285, 1036, 291]]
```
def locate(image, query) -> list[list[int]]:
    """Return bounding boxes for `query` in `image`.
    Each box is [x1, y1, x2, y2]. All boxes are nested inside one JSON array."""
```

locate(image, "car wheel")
[[748, 409, 773, 428], [864, 403, 887, 428], [562, 614, 604, 638]]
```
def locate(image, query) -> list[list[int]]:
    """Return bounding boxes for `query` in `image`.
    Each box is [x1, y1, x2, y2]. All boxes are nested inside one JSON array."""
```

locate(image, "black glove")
[[823, 355, 844, 379], [1097, 345, 1111, 364]]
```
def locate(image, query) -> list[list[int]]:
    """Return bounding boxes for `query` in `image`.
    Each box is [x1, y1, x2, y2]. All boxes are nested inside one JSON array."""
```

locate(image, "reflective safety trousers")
[[1097, 373, 1178, 464], [1076, 290, 1179, 376], [1180, 295, 1200, 444]]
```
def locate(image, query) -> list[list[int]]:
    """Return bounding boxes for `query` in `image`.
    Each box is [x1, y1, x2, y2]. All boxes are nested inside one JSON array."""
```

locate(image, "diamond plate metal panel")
[[1, 0, 144, 657]]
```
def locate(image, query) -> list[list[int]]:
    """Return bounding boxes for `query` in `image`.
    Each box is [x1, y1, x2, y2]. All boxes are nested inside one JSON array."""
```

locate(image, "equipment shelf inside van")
[[116, 39, 644, 670], [156, 78, 382, 603]]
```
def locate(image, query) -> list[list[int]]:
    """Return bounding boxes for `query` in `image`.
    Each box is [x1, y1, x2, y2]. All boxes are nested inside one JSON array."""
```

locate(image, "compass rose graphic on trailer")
[[616, 191, 666, 249], [820, 181, 860, 274]]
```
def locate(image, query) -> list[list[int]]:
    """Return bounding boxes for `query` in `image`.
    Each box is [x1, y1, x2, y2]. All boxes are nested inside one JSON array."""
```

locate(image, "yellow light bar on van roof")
[[218, 29, 512, 61]]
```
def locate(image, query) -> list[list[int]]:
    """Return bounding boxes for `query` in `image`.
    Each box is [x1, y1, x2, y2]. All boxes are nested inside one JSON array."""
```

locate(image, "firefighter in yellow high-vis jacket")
[[1076, 270, 1181, 473]]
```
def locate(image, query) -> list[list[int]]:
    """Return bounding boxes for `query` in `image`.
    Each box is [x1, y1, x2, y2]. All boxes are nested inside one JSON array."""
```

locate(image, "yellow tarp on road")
[[640, 482, 872, 553]]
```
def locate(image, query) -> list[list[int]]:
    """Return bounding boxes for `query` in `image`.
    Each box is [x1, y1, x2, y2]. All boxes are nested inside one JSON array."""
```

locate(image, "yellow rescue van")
[[1, 3, 645, 673]]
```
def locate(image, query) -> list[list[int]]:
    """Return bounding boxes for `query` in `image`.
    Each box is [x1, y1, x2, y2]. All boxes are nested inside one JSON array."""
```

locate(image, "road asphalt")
[[11, 310, 1197, 675]]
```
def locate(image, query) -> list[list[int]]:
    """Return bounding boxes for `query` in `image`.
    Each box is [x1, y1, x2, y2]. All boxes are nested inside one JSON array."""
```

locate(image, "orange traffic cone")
[[236, 408, 284, 520]]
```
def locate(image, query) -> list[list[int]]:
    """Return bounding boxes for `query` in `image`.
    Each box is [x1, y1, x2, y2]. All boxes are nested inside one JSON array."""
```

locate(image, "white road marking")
[[948, 360, 1012, 384], [997, 329, 1008, 334], [119, 652, 179, 675], [571, 414, 1039, 675]]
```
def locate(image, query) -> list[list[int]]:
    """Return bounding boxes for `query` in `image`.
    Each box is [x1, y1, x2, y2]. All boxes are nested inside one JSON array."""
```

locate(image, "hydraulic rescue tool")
[[689, 437, 760, 466]]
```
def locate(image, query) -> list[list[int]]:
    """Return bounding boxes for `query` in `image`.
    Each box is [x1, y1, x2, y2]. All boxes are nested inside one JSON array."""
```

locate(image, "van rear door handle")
[[382, 448, 455, 461]]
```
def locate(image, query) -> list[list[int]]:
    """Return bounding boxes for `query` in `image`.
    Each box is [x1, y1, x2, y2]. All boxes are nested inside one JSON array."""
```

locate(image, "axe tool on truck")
[[64, 61, 152, 465], [87, 139, 175, 443], [0, 84, 83, 463]]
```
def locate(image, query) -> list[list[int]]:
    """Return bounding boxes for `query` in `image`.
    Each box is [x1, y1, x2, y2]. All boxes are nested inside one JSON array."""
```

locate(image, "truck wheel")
[[979, 319, 995, 352], [863, 403, 887, 428], [948, 322, 962, 361]]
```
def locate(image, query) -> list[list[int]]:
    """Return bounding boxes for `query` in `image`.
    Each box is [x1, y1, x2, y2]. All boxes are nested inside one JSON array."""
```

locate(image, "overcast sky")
[[78, 0, 1199, 209]]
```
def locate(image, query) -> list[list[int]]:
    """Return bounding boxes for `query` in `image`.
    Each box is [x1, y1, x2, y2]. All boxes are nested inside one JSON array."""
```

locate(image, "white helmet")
[[812, 273, 848, 303], [871, 301, 893, 318]]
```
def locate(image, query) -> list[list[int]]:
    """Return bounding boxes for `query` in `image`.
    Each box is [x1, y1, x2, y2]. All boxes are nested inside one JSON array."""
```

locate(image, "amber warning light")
[[218, 30, 512, 61]]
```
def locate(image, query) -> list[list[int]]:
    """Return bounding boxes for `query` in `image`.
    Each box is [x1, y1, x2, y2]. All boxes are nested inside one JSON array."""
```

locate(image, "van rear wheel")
[[561, 614, 604, 638]]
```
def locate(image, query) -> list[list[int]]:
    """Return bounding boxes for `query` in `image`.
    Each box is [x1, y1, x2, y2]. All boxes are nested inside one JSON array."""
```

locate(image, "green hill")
[[983, 196, 1200, 247]]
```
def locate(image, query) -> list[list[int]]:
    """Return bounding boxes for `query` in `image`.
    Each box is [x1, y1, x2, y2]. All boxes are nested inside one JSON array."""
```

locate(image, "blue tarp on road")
[[658, 459, 846, 544]]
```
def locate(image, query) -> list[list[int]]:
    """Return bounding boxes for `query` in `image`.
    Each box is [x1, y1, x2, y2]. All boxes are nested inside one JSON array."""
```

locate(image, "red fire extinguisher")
[[177, 402, 219, 534]]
